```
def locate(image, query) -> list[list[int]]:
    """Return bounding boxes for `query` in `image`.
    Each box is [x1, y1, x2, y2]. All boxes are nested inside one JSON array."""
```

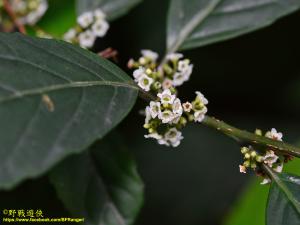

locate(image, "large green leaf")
[[76, 0, 142, 21], [49, 133, 144, 225], [266, 171, 300, 225], [0, 33, 138, 189], [167, 0, 300, 52]]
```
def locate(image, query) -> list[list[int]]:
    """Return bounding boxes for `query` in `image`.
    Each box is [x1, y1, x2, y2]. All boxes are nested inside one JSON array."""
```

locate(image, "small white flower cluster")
[[63, 9, 109, 49], [128, 50, 208, 147], [10, 0, 48, 25], [239, 128, 287, 185], [128, 50, 193, 92]]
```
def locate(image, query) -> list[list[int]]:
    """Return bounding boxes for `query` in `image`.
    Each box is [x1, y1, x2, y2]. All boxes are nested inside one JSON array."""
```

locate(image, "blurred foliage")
[[37, 0, 76, 37]]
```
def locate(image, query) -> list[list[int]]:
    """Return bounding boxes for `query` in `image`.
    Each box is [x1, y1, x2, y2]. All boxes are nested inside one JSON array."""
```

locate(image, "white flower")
[[158, 138, 170, 147], [141, 49, 158, 61], [145, 132, 162, 140], [157, 89, 175, 105], [172, 60, 193, 86], [162, 79, 173, 90], [195, 91, 209, 105], [263, 150, 279, 167], [164, 128, 184, 147], [239, 165, 246, 173], [92, 20, 109, 37], [194, 107, 208, 123], [172, 98, 183, 116], [19, 0, 48, 25], [78, 30, 96, 48], [182, 102, 192, 112], [166, 53, 183, 61], [265, 128, 283, 141], [137, 74, 153, 91], [77, 11, 94, 28], [158, 110, 174, 123], [261, 178, 271, 185], [145, 106, 151, 124], [172, 71, 189, 86], [178, 59, 191, 71], [36, 0, 48, 16], [23, 12, 39, 25], [171, 115, 181, 124], [63, 28, 77, 42], [133, 67, 146, 80], [149, 101, 161, 118], [182, 64, 193, 80], [94, 9, 106, 20]]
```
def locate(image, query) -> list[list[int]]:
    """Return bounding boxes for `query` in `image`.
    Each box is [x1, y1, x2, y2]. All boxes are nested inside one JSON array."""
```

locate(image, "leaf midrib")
[[0, 81, 138, 104], [168, 0, 222, 53]]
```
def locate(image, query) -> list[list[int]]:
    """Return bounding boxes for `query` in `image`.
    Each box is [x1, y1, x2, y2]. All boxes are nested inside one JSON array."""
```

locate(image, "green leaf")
[[49, 133, 144, 225], [266, 169, 300, 225], [224, 159, 300, 225], [76, 0, 142, 21], [167, 0, 300, 52], [0, 33, 138, 189]]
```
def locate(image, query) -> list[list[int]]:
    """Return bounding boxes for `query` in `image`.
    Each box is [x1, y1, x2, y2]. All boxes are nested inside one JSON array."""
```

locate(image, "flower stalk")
[[202, 116, 300, 158]]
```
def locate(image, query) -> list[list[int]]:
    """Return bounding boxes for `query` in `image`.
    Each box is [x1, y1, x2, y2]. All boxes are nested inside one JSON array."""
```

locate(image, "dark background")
[[1, 0, 300, 224]]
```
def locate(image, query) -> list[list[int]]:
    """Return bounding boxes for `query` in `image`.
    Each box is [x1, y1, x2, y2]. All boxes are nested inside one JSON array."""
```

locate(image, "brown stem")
[[98, 48, 118, 62], [3, 0, 26, 34]]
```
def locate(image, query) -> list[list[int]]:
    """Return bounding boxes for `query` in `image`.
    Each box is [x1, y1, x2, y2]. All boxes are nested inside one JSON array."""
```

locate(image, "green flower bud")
[[170, 87, 176, 94], [243, 160, 250, 167], [153, 81, 162, 90], [188, 114, 194, 122], [250, 151, 257, 158], [146, 68, 152, 75], [255, 129, 263, 136], [250, 162, 257, 169], [256, 155, 264, 163], [143, 124, 150, 129], [244, 153, 251, 159], [148, 128, 155, 133], [179, 117, 187, 126], [241, 147, 249, 154], [163, 64, 173, 75]]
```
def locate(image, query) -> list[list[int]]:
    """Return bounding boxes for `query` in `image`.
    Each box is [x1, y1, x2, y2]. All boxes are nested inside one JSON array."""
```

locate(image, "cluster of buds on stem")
[[0, 0, 48, 27], [64, 9, 109, 49], [128, 50, 208, 147], [239, 128, 289, 184]]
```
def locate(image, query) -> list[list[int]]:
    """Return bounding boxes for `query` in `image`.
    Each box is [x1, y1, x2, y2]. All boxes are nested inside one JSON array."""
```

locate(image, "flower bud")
[[241, 147, 249, 154], [148, 128, 155, 133], [256, 155, 263, 163], [244, 153, 251, 159], [143, 124, 150, 129], [255, 129, 262, 136], [153, 81, 162, 90], [243, 160, 250, 167], [250, 151, 257, 158], [146, 68, 152, 75], [179, 117, 187, 126], [163, 64, 173, 74], [139, 57, 147, 65], [250, 162, 257, 169]]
